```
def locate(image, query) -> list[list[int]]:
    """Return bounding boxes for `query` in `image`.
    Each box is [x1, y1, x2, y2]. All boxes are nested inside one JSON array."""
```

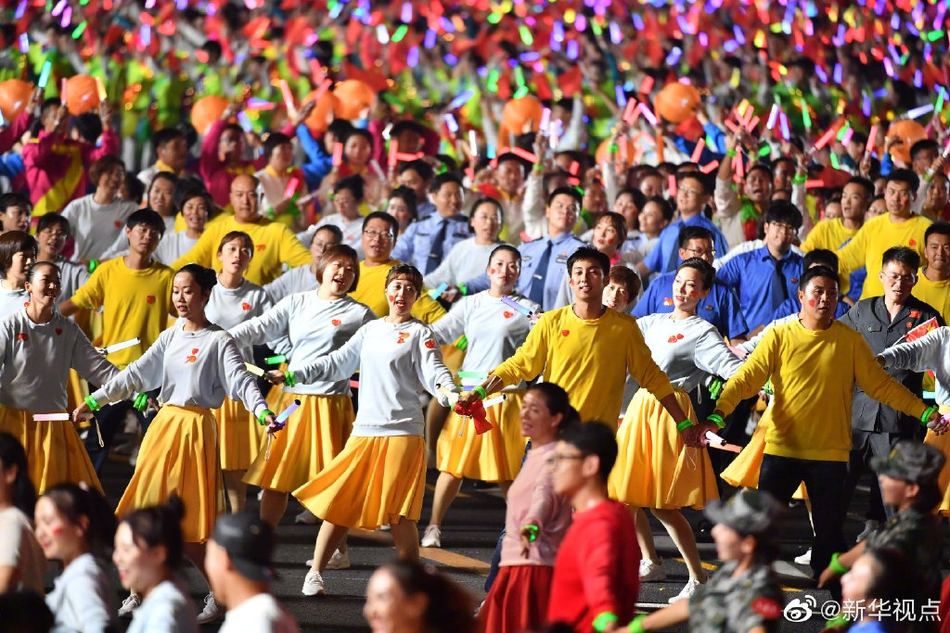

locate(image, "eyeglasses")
[[683, 247, 716, 258], [882, 272, 916, 285], [769, 222, 798, 235], [545, 452, 586, 467], [363, 229, 394, 241], [678, 188, 704, 197]]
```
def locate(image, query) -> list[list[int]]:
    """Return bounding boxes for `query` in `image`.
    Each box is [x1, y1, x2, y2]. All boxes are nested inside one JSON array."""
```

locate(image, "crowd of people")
[[1, 0, 950, 631]]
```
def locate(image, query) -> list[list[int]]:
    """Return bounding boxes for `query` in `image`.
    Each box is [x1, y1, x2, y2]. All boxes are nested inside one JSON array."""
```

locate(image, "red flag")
[[906, 317, 939, 342]]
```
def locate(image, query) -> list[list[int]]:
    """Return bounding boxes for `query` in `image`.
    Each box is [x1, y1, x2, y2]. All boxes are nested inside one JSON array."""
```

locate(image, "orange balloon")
[[190, 96, 230, 136], [595, 137, 638, 167], [501, 95, 544, 136], [302, 90, 340, 134], [332, 80, 375, 120], [0, 79, 34, 122], [64, 75, 101, 115], [654, 82, 701, 124], [887, 120, 927, 165]]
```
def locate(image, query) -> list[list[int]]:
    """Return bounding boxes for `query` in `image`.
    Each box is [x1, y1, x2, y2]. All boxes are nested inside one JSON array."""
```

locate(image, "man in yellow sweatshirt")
[[695, 265, 944, 581]]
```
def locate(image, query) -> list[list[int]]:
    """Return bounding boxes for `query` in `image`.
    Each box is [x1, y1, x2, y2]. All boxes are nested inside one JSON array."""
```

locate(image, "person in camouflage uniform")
[[626, 489, 786, 633], [820, 441, 945, 633]]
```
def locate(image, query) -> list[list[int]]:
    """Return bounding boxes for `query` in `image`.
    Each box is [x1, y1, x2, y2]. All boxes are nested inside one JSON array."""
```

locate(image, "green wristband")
[[521, 524, 539, 542], [708, 413, 725, 429], [472, 385, 487, 400], [84, 395, 101, 412], [629, 615, 648, 633], [458, 283, 468, 296], [792, 175, 807, 185], [677, 419, 695, 432], [257, 409, 275, 427], [726, 148, 737, 158], [88, 259, 99, 274], [608, 143, 619, 153], [132, 393, 149, 411], [829, 552, 849, 575], [593, 612, 619, 633], [284, 371, 296, 388], [921, 405, 939, 426]]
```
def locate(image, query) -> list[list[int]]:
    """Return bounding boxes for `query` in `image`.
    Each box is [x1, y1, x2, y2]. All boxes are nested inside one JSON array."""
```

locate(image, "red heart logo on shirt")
[[22, 302, 29, 307], [185, 348, 199, 364], [331, 319, 341, 326], [241, 302, 251, 311], [677, 333, 684, 340], [146, 295, 155, 304], [503, 311, 514, 319], [910, 310, 920, 318], [663, 298, 674, 306], [425, 340, 436, 349], [16, 333, 26, 342], [561, 330, 570, 337], [55, 328, 62, 335], [114, 221, 122, 228], [909, 239, 917, 247], [256, 244, 266, 251]]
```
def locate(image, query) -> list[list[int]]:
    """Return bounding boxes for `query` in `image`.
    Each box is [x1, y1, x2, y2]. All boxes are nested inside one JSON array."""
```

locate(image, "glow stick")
[[283, 177, 299, 200], [444, 113, 459, 134], [104, 337, 140, 354], [60, 78, 67, 103], [779, 112, 790, 140], [266, 354, 287, 365], [388, 139, 399, 168], [906, 104, 934, 120], [813, 127, 837, 150], [622, 98, 638, 123], [237, 111, 253, 133], [429, 282, 449, 300], [244, 363, 265, 376], [279, 79, 295, 112], [18, 33, 28, 54], [33, 413, 72, 421], [95, 77, 107, 101], [458, 371, 488, 382], [436, 384, 459, 406], [639, 103, 658, 126], [501, 296, 534, 318], [699, 160, 720, 174], [668, 174, 677, 197], [312, 78, 332, 101], [865, 126, 878, 154], [482, 394, 507, 408], [539, 107, 551, 133], [468, 130, 477, 156], [745, 116, 760, 132], [804, 179, 826, 189], [704, 431, 741, 453], [332, 142, 343, 167], [273, 399, 300, 429], [766, 104, 780, 129], [639, 76, 654, 94], [511, 147, 538, 163], [448, 89, 475, 110], [309, 60, 325, 85], [840, 127, 854, 146], [690, 138, 706, 163]]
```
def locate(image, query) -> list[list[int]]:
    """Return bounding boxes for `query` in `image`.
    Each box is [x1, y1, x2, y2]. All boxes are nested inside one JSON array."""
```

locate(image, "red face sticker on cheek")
[[808, 299, 815, 306], [51, 526, 63, 536], [689, 291, 698, 297], [489, 268, 495, 274], [388, 295, 394, 302]]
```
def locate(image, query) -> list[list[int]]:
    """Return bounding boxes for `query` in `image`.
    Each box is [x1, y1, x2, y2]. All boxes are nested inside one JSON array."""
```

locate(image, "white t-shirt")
[[0, 506, 46, 593], [61, 195, 139, 262], [218, 594, 299, 633]]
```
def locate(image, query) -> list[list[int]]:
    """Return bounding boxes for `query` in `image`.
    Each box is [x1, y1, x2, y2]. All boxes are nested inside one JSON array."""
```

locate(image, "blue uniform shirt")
[[391, 213, 471, 274], [717, 245, 805, 331], [632, 272, 750, 339], [644, 214, 731, 274]]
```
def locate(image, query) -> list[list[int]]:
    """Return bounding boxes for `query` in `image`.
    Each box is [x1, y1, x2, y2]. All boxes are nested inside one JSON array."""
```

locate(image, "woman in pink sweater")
[[478, 382, 578, 633]]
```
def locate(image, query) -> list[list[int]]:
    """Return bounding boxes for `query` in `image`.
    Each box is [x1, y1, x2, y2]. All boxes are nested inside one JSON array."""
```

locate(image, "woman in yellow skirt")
[[74, 264, 277, 623], [608, 258, 744, 604], [229, 244, 375, 530], [420, 244, 538, 548], [266, 264, 458, 597], [203, 231, 273, 513], [0, 261, 117, 494]]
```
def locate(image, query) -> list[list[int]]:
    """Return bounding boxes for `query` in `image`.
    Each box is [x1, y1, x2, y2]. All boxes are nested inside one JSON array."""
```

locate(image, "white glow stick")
[[705, 430, 726, 446], [436, 384, 459, 406], [33, 413, 71, 421], [482, 394, 507, 408], [245, 363, 265, 377], [103, 337, 140, 354]]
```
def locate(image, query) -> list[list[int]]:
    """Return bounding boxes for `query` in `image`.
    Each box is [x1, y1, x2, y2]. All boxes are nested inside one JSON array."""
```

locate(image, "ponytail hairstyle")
[[41, 483, 117, 558], [176, 263, 217, 296], [119, 495, 186, 571], [525, 382, 580, 436]]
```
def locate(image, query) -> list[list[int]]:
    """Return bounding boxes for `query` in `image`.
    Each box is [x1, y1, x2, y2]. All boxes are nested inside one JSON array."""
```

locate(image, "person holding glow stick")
[[72, 264, 278, 624], [610, 258, 744, 603], [265, 264, 458, 597], [420, 244, 539, 549], [0, 261, 116, 494], [228, 244, 375, 532]]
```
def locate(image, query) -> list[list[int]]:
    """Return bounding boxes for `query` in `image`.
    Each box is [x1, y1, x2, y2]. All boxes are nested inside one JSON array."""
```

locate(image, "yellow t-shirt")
[[802, 218, 859, 296], [70, 258, 175, 369], [172, 216, 311, 286], [351, 259, 446, 324], [717, 320, 927, 462], [912, 269, 950, 324], [491, 306, 675, 426], [837, 213, 931, 300]]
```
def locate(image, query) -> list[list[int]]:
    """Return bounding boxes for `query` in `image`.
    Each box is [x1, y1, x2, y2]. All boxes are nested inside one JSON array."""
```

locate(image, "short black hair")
[[886, 168, 920, 193], [74, 112, 102, 144], [678, 225, 713, 248], [566, 246, 610, 277], [263, 132, 292, 160], [0, 193, 31, 215], [390, 120, 425, 139], [327, 119, 354, 139], [428, 171, 463, 194], [314, 223, 344, 243], [747, 163, 773, 181], [126, 208, 166, 237], [881, 246, 920, 270], [803, 248, 838, 271], [925, 222, 950, 243], [547, 186, 582, 208], [152, 127, 185, 151], [344, 127, 373, 147], [558, 421, 618, 483], [910, 139, 939, 161], [397, 159, 434, 183], [676, 171, 709, 195], [334, 175, 365, 202], [616, 187, 647, 211], [644, 195, 675, 222], [845, 176, 875, 199], [362, 211, 399, 237], [764, 200, 803, 229], [36, 212, 70, 236], [677, 257, 715, 290], [798, 265, 839, 292], [176, 263, 217, 292]]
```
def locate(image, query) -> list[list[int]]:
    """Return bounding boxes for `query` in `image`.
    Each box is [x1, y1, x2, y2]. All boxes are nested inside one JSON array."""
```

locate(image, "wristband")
[[88, 259, 99, 274], [84, 395, 101, 412], [628, 615, 647, 633], [472, 385, 488, 400], [257, 409, 276, 427], [677, 419, 695, 432], [532, 163, 544, 172], [923, 171, 934, 183], [284, 371, 296, 388], [726, 148, 737, 158], [132, 393, 149, 411], [921, 405, 939, 426], [608, 143, 619, 153], [829, 552, 849, 575], [593, 612, 619, 633], [709, 378, 723, 400], [458, 283, 468, 296], [521, 524, 539, 542], [708, 413, 725, 429], [791, 175, 807, 185]]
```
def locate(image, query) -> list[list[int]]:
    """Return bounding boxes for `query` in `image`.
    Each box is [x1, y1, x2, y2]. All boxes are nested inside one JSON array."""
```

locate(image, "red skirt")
[[479, 565, 554, 633]]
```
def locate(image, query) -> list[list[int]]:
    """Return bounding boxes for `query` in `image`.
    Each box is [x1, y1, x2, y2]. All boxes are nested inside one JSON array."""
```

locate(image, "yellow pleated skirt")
[[924, 404, 950, 515], [293, 435, 426, 530], [214, 397, 265, 471], [608, 388, 719, 509], [0, 407, 103, 495], [244, 393, 355, 493], [116, 405, 224, 543], [437, 390, 527, 483], [66, 369, 88, 412], [720, 406, 808, 499]]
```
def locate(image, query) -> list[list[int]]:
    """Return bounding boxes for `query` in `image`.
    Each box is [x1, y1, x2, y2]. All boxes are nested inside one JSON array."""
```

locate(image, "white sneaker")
[[117, 593, 141, 618], [196, 592, 224, 623], [326, 548, 350, 570], [639, 559, 667, 582], [302, 570, 326, 596], [794, 548, 812, 565], [295, 509, 318, 525], [668, 578, 703, 604], [420, 524, 441, 548]]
